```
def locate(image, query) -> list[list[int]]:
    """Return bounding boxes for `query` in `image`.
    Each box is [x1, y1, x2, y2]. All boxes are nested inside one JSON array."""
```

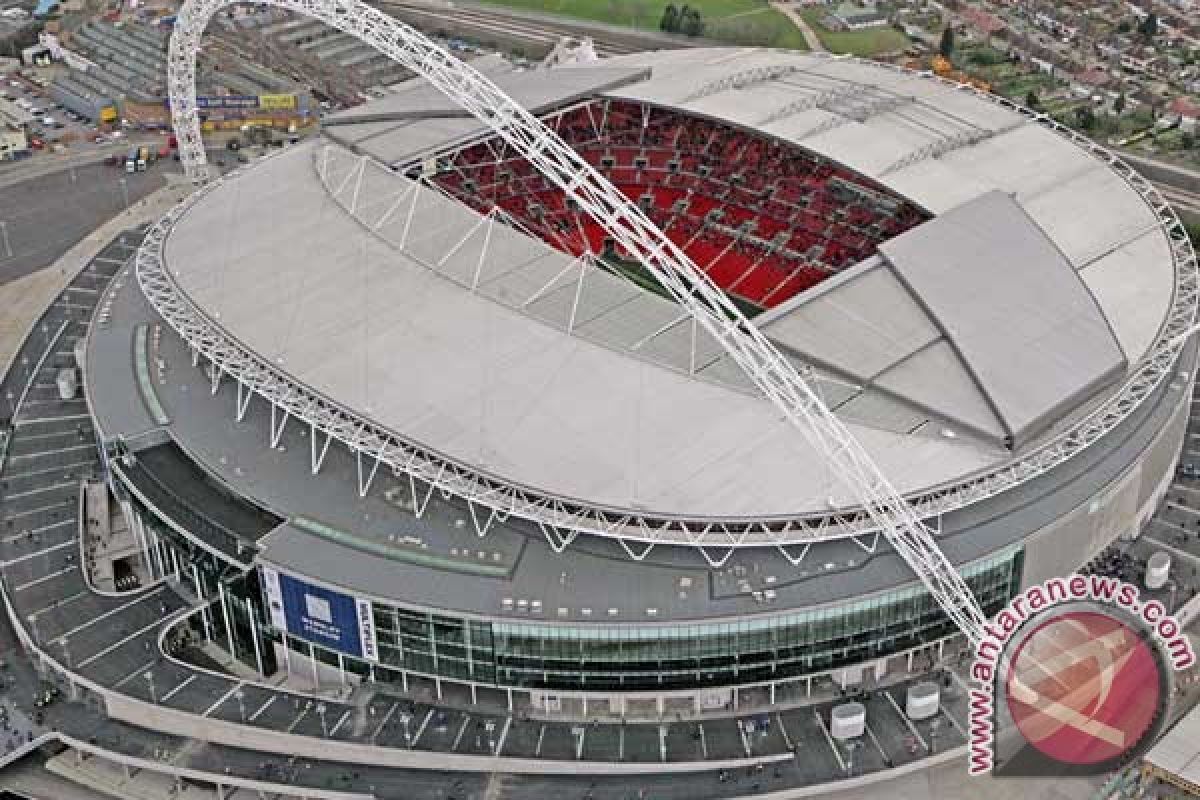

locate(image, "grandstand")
[[432, 99, 927, 311]]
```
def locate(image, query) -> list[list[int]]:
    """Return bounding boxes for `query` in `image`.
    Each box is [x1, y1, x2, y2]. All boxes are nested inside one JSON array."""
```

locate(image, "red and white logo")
[[1004, 610, 1162, 766]]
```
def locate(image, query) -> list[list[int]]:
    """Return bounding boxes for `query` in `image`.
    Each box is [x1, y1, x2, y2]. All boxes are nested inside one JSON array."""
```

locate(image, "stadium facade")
[[84, 47, 1199, 717]]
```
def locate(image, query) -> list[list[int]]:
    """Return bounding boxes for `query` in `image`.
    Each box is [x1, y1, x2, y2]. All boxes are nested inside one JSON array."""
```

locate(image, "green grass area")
[[798, 8, 909, 57], [477, 0, 809, 49]]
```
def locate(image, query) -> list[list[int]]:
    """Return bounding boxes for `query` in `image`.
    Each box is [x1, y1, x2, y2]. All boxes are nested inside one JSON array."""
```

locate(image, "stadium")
[[79, 41, 1198, 734]]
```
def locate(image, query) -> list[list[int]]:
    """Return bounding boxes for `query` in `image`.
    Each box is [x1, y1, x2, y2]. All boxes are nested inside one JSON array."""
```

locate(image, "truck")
[[136, 145, 148, 171], [125, 147, 137, 173]]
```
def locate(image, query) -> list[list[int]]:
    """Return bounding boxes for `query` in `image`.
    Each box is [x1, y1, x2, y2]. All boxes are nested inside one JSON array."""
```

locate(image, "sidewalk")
[[770, 1, 824, 51]]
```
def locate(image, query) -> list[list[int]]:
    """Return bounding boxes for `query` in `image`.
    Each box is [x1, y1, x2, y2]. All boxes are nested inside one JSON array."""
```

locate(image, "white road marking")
[[452, 714, 471, 751], [28, 588, 88, 618], [7, 444, 94, 462], [248, 694, 277, 722], [203, 682, 244, 718], [2, 539, 74, 567], [15, 414, 91, 427], [286, 705, 310, 733], [13, 565, 77, 592], [1, 459, 93, 480], [76, 615, 164, 668], [4, 501, 75, 521], [160, 675, 197, 703], [2, 481, 77, 503], [112, 659, 159, 689], [54, 588, 162, 640], [329, 708, 352, 738], [413, 708, 433, 745], [371, 702, 398, 743], [0, 519, 74, 544]]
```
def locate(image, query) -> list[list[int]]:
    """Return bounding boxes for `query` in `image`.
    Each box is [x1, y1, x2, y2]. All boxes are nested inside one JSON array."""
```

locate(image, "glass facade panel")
[[304, 546, 1025, 692]]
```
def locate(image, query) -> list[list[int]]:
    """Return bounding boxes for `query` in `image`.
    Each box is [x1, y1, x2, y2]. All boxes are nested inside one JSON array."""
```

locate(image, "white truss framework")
[[154, 3, 1198, 642]]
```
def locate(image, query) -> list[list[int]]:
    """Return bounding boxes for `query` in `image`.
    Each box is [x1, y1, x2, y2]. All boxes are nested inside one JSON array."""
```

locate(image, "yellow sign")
[[99, 106, 117, 122], [258, 94, 296, 111]]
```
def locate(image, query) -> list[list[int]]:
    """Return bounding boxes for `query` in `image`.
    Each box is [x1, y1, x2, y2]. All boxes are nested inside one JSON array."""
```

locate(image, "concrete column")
[[938, 639, 945, 661], [470, 683, 477, 705], [338, 653, 346, 686], [281, 636, 292, 679], [656, 696, 663, 717], [506, 687, 513, 711], [249, 609, 265, 678], [770, 682, 776, 705], [806, 676, 812, 697], [435, 677, 442, 701], [733, 688, 739, 711], [309, 642, 319, 689], [907, 651, 914, 672], [218, 582, 237, 664]]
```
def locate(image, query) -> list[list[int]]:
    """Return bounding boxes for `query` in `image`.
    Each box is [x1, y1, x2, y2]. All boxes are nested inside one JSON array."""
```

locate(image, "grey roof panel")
[[879, 190, 1127, 444], [760, 259, 939, 382]]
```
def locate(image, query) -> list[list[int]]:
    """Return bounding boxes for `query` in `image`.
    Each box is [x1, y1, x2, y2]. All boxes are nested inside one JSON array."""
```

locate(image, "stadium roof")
[[166, 144, 1002, 519], [160, 48, 1181, 522]]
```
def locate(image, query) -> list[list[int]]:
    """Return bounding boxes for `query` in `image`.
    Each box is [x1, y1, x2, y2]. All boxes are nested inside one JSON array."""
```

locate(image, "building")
[[829, 2, 889, 30], [1169, 95, 1199, 133], [960, 6, 1006, 37], [82, 48, 1196, 722], [0, 94, 30, 159]]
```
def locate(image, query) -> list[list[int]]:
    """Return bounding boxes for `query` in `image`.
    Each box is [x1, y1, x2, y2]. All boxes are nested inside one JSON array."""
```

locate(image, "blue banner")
[[276, 572, 364, 658]]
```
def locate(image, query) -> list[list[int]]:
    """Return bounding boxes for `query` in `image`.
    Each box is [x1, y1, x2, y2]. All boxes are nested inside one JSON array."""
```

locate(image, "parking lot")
[[1, 70, 113, 154], [0, 158, 170, 286]]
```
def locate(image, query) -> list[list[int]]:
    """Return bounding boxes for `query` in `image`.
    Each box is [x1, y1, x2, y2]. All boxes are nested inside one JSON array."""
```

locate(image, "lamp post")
[[399, 711, 412, 747]]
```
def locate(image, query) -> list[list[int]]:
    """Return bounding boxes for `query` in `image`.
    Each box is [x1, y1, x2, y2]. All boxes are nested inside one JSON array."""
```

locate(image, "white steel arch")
[[165, 0, 1186, 646]]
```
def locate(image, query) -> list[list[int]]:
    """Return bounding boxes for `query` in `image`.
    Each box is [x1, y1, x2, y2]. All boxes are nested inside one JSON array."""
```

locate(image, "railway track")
[[371, 0, 683, 57], [1156, 182, 1200, 217]]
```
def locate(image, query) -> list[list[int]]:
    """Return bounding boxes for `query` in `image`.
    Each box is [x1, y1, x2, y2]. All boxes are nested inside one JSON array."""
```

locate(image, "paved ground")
[[0, 161, 174, 287]]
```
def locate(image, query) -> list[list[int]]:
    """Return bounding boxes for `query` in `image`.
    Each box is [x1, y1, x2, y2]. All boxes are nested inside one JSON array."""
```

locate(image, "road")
[[770, 1, 823, 51]]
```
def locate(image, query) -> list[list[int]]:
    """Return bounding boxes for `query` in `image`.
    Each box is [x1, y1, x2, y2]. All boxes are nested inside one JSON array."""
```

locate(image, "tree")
[[1183, 131, 1195, 150], [1025, 90, 1039, 109], [939, 26, 955, 59], [1116, 19, 1132, 34], [1114, 93, 1126, 114], [1138, 12, 1157, 38], [680, 6, 704, 37], [660, 3, 679, 33], [1075, 105, 1096, 130]]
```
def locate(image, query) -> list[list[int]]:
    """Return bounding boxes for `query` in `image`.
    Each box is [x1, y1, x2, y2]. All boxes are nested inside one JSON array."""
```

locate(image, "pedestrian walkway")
[[770, 1, 824, 51]]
